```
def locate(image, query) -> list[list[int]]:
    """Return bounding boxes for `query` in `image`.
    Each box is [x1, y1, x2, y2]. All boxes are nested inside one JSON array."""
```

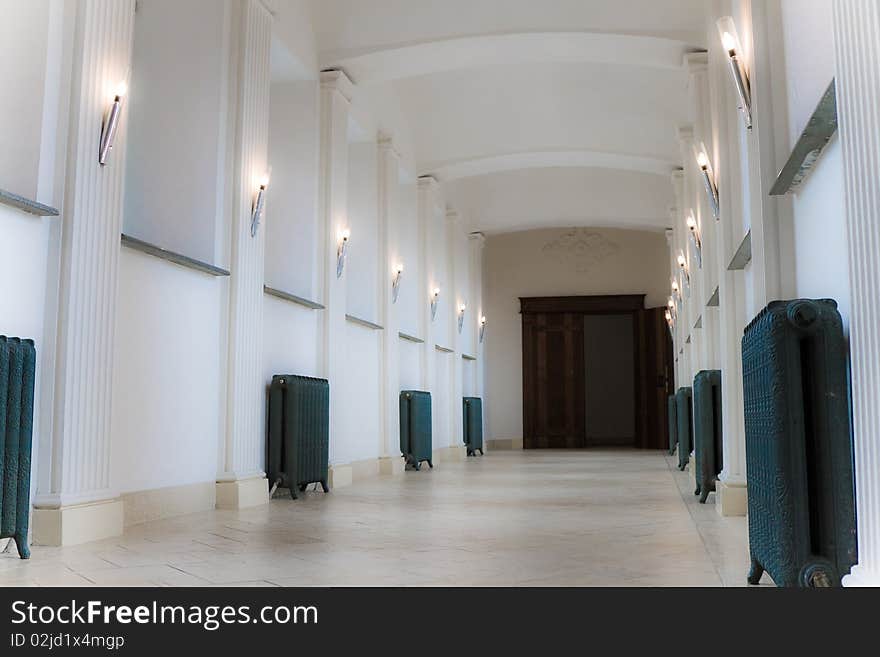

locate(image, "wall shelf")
[[398, 332, 424, 344], [263, 286, 324, 310], [345, 314, 383, 330], [770, 80, 838, 196], [435, 344, 454, 353], [728, 230, 752, 271], [121, 234, 230, 276], [462, 354, 477, 361], [0, 188, 59, 217]]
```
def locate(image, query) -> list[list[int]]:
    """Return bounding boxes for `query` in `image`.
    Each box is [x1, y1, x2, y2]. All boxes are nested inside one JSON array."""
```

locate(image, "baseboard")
[[216, 476, 269, 510], [328, 464, 353, 489], [488, 438, 523, 450], [378, 456, 405, 476], [122, 481, 215, 527], [433, 445, 466, 462], [32, 499, 124, 547], [716, 479, 748, 517], [351, 458, 380, 481]]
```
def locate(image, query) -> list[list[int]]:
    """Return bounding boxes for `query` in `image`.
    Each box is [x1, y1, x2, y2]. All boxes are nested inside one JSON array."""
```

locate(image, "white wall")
[[485, 227, 670, 442], [110, 250, 223, 494], [346, 141, 380, 322], [337, 324, 382, 464]]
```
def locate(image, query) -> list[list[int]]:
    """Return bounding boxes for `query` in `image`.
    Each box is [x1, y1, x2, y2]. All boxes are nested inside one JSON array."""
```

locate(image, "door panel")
[[584, 314, 636, 446]]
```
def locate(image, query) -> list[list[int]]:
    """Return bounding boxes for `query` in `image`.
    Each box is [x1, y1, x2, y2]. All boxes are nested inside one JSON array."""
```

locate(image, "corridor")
[[0, 451, 755, 587]]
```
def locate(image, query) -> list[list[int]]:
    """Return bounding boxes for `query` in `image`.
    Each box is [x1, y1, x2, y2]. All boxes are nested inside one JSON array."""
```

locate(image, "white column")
[[216, 0, 272, 510], [33, 0, 135, 547], [469, 232, 487, 448], [447, 209, 465, 459], [832, 0, 880, 587], [377, 134, 404, 475], [417, 176, 439, 396], [317, 69, 354, 488]]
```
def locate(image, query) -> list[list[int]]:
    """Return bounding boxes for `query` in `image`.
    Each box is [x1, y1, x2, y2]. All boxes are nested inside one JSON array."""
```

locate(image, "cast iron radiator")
[[267, 374, 330, 499], [675, 387, 693, 471], [742, 299, 856, 587], [693, 370, 722, 504], [400, 390, 433, 470], [667, 394, 678, 456], [462, 397, 484, 456], [0, 336, 36, 559]]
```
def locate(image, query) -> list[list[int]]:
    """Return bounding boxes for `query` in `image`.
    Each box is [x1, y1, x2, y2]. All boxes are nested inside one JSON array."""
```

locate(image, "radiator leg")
[[747, 557, 764, 585], [427, 460, 433, 469], [694, 484, 701, 496], [15, 536, 30, 560], [320, 480, 329, 493], [699, 488, 710, 504], [290, 486, 298, 500], [413, 462, 421, 471]]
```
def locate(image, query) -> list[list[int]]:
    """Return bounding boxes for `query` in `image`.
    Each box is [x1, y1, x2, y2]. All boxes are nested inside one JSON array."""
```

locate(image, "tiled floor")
[[0, 449, 764, 587]]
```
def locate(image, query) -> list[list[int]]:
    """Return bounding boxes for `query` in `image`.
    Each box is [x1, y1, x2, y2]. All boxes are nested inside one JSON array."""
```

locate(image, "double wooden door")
[[521, 296, 673, 450]]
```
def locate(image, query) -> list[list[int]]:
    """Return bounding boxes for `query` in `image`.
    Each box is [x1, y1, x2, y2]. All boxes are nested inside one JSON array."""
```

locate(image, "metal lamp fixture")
[[695, 148, 720, 220], [391, 264, 403, 303], [677, 252, 690, 292], [98, 78, 128, 165], [667, 297, 677, 322], [250, 170, 270, 237], [457, 303, 467, 333], [671, 279, 682, 306], [430, 288, 440, 320], [686, 211, 703, 269], [479, 315, 486, 343], [717, 17, 752, 130], [336, 228, 350, 278]]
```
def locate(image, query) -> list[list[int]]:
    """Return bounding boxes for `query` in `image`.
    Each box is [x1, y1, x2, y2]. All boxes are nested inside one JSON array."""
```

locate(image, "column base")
[[715, 480, 748, 517], [378, 456, 405, 476], [328, 464, 353, 489], [487, 438, 523, 450], [843, 564, 880, 587], [33, 499, 124, 547], [433, 445, 467, 462], [215, 476, 268, 510]]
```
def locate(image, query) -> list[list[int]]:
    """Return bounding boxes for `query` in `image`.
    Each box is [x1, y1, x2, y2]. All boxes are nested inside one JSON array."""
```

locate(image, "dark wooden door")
[[522, 312, 585, 448], [638, 307, 675, 449]]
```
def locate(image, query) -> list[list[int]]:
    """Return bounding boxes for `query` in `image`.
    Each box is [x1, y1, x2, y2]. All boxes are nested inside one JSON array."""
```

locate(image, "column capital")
[[683, 51, 709, 75], [320, 68, 354, 102], [417, 174, 439, 192], [468, 231, 486, 249], [446, 208, 461, 225], [677, 125, 695, 147], [665, 228, 674, 245], [377, 131, 399, 158]]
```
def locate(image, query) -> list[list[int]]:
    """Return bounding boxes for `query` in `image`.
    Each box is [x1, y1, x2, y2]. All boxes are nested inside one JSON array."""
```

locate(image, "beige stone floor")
[[0, 449, 763, 587]]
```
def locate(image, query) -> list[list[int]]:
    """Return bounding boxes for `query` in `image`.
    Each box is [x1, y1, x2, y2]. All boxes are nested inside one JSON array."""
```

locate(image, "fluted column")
[[832, 0, 880, 587], [33, 0, 135, 546], [417, 176, 440, 397], [468, 232, 487, 447], [447, 209, 465, 459], [377, 134, 404, 474], [216, 0, 272, 509], [317, 69, 353, 484]]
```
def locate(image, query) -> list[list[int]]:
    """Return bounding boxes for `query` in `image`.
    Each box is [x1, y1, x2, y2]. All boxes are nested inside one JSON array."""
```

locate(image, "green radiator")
[[667, 394, 678, 456], [267, 374, 330, 499], [675, 387, 693, 471], [463, 397, 484, 456], [400, 391, 433, 470], [693, 370, 722, 504], [742, 299, 856, 587], [0, 336, 36, 559]]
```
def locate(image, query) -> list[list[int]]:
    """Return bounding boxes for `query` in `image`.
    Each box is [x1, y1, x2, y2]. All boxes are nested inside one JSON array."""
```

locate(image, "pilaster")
[[417, 176, 440, 396], [447, 209, 463, 450]]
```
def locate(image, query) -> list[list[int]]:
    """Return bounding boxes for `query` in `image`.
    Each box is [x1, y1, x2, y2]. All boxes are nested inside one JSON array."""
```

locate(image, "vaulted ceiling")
[[282, 1, 710, 234]]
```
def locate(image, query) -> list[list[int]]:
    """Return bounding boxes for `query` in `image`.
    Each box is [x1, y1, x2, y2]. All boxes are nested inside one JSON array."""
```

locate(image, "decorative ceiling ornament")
[[541, 228, 620, 273]]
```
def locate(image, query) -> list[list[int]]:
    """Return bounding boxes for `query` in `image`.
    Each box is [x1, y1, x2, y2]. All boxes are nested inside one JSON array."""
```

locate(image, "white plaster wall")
[[484, 227, 670, 442], [430, 207, 451, 349], [395, 176, 420, 337], [433, 351, 452, 448], [346, 141, 380, 322], [399, 338, 422, 390], [780, 0, 850, 330], [337, 324, 382, 463], [110, 249, 223, 493], [124, 0, 229, 263], [0, 0, 50, 198], [262, 297, 321, 380]]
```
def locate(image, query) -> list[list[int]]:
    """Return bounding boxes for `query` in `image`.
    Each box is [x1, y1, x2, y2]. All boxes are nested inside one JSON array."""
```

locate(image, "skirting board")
[[216, 477, 269, 510], [328, 464, 353, 489], [122, 481, 215, 527], [433, 445, 466, 462], [378, 456, 405, 476], [488, 438, 524, 450], [32, 499, 124, 547], [716, 480, 748, 517]]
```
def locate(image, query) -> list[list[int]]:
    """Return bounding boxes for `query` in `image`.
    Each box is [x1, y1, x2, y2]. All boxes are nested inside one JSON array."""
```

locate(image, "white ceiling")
[[291, 0, 708, 234]]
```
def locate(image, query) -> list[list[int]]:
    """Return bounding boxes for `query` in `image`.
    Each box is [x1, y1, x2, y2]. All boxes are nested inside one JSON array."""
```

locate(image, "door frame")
[[520, 295, 653, 449]]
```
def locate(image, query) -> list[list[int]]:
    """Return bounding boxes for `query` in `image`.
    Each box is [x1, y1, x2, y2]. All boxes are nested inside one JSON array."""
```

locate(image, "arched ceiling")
[[300, 0, 708, 234]]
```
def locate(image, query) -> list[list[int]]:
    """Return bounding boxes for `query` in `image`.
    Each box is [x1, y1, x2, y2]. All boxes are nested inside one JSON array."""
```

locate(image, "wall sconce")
[[695, 148, 720, 220], [457, 303, 467, 334], [671, 279, 682, 306], [686, 211, 703, 269], [667, 297, 677, 321], [336, 228, 350, 278], [391, 264, 403, 303], [717, 17, 752, 130], [479, 316, 486, 343], [250, 170, 270, 237], [98, 78, 128, 165], [430, 288, 440, 320], [677, 252, 690, 293]]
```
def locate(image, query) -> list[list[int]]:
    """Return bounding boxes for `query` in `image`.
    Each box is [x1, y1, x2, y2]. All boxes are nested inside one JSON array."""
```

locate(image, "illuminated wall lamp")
[[667, 297, 677, 322], [686, 211, 703, 269], [479, 316, 487, 343], [717, 17, 752, 130], [391, 264, 403, 303], [677, 252, 691, 293], [98, 79, 128, 165], [430, 288, 440, 320], [336, 229, 350, 278], [250, 169, 270, 237], [695, 148, 720, 220], [457, 303, 467, 333], [671, 279, 682, 306]]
